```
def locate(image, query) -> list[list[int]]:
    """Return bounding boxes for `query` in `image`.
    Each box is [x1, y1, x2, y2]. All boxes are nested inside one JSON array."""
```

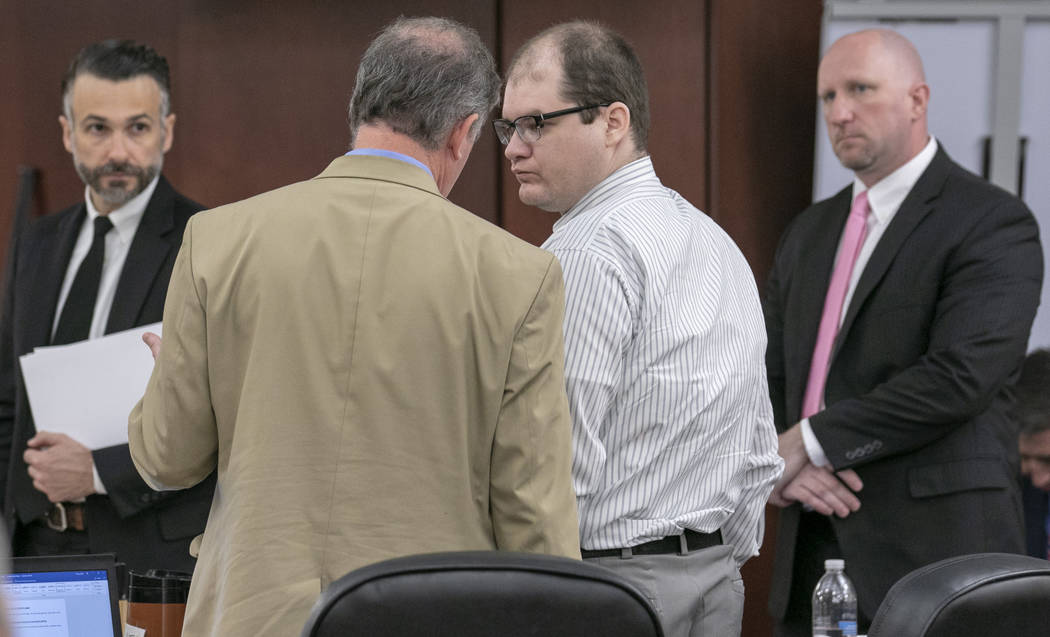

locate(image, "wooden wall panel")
[[497, 0, 708, 247], [0, 0, 21, 270], [709, 0, 824, 284], [170, 0, 499, 218]]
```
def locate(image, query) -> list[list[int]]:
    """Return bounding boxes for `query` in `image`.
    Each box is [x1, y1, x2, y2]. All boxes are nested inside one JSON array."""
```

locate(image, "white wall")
[[1020, 20, 1050, 349]]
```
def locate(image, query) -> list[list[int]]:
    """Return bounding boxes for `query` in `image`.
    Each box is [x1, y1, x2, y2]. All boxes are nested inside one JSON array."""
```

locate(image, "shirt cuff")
[[92, 463, 107, 495], [800, 418, 831, 467]]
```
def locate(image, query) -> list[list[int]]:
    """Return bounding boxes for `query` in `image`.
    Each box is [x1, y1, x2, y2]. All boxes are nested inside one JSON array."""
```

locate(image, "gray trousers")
[[584, 544, 744, 637]]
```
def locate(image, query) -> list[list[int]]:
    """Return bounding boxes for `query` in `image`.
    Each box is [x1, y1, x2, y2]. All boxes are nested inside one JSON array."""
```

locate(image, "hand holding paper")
[[143, 332, 162, 359], [19, 322, 162, 450], [24, 431, 95, 502]]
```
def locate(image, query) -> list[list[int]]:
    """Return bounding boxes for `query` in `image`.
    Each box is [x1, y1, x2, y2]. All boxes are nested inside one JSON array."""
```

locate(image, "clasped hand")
[[769, 424, 864, 518], [771, 462, 863, 517]]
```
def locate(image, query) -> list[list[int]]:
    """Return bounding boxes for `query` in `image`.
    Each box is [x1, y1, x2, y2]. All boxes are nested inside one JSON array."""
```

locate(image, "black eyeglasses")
[[492, 103, 613, 145]]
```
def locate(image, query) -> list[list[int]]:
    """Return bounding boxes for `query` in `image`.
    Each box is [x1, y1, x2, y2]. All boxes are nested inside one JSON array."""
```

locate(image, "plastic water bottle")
[[812, 559, 857, 637]]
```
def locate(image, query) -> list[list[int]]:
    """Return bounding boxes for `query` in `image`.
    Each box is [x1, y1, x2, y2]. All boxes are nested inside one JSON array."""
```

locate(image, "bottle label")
[[838, 620, 857, 635]]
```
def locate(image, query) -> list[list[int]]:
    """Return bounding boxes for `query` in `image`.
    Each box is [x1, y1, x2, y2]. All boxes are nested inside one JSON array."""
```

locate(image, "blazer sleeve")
[[812, 194, 1043, 469], [489, 256, 581, 559], [129, 218, 218, 490]]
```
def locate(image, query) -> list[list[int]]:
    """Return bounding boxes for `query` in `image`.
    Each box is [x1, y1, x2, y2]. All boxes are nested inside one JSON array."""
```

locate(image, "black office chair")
[[869, 552, 1050, 637], [300, 551, 664, 637]]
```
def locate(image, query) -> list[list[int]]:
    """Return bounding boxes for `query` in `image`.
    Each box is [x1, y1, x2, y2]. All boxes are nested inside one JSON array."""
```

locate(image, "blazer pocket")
[[908, 458, 1011, 499]]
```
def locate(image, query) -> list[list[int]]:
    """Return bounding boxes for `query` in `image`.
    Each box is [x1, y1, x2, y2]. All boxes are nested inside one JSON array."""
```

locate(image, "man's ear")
[[604, 101, 631, 147], [60, 114, 74, 154], [908, 82, 930, 121], [162, 113, 176, 153], [449, 113, 481, 161]]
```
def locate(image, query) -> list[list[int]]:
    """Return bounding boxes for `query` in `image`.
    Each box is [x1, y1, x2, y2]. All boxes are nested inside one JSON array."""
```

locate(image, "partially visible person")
[[0, 39, 212, 573], [1014, 348, 1050, 559], [765, 29, 1042, 635], [498, 21, 782, 637], [129, 16, 580, 636]]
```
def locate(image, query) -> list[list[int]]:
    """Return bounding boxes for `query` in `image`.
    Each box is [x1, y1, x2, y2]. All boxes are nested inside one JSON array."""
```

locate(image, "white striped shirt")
[[543, 157, 784, 564]]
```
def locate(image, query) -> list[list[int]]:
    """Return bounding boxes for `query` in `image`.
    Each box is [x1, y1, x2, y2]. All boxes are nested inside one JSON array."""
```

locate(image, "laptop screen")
[[4, 555, 121, 637]]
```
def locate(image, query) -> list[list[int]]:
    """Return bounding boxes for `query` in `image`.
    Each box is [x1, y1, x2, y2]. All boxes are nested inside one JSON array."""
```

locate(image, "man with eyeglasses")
[[497, 21, 783, 637]]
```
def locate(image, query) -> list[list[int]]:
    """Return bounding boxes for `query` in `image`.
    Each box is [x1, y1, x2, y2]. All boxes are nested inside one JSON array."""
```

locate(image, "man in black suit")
[[764, 29, 1043, 635], [0, 40, 213, 573], [1014, 349, 1050, 560]]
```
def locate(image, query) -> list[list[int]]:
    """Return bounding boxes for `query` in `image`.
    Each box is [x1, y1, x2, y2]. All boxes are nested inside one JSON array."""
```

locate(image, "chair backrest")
[[869, 552, 1050, 637], [300, 551, 664, 637]]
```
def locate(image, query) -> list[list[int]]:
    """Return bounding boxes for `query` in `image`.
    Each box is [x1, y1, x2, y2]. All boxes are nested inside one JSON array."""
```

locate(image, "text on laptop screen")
[[3, 569, 114, 637]]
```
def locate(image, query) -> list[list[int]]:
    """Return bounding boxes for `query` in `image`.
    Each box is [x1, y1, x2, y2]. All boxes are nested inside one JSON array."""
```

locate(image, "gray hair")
[[62, 39, 172, 121], [349, 16, 500, 151]]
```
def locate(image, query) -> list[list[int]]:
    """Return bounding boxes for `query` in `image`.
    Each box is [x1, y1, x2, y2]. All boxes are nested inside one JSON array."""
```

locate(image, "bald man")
[[763, 29, 1042, 634]]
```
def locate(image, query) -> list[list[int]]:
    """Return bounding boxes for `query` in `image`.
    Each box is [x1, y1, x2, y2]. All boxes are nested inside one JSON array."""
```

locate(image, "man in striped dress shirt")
[[495, 21, 783, 637]]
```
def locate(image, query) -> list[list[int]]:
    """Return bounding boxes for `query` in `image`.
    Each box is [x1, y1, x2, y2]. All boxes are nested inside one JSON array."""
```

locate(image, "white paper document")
[[19, 322, 161, 450]]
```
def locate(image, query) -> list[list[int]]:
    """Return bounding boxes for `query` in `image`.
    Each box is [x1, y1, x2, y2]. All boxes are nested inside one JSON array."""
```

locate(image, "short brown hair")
[[508, 21, 650, 152]]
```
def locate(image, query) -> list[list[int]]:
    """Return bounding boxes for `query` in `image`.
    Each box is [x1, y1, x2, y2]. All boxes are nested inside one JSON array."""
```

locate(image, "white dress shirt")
[[801, 137, 938, 466], [51, 176, 158, 494], [543, 156, 784, 565]]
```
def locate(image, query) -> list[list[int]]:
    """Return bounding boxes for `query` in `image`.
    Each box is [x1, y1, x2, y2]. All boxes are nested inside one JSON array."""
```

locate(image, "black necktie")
[[52, 215, 114, 345]]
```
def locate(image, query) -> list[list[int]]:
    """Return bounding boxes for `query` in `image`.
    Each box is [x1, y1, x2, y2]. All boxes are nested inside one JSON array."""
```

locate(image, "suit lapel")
[[105, 177, 177, 333], [24, 206, 84, 348], [833, 148, 951, 357]]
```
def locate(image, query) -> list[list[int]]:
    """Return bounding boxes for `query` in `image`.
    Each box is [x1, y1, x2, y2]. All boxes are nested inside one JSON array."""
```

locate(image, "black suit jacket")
[[0, 176, 215, 573], [764, 147, 1043, 619]]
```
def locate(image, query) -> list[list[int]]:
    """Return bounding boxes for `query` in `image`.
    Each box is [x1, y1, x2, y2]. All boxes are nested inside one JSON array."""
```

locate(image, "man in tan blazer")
[[128, 16, 580, 636]]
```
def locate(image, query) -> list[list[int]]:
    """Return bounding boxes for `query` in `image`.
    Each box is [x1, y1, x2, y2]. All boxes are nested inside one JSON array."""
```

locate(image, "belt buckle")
[[45, 502, 68, 532]]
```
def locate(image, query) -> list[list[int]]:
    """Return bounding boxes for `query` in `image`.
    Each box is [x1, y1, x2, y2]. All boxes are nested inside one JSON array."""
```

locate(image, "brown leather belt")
[[581, 529, 723, 559], [43, 502, 86, 532]]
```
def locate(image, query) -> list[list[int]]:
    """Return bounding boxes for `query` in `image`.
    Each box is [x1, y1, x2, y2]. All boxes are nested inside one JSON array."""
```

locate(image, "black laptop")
[[4, 554, 121, 637]]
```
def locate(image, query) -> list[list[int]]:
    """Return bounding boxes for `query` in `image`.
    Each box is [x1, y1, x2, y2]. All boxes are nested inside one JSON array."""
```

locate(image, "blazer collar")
[[104, 175, 178, 333], [314, 154, 442, 198], [23, 205, 85, 348], [833, 146, 953, 355]]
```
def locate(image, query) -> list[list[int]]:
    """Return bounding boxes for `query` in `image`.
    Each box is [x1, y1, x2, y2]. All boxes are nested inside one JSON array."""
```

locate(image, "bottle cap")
[[824, 559, 845, 570]]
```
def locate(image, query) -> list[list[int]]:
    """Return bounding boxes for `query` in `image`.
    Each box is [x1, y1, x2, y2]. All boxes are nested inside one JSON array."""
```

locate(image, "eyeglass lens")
[[493, 117, 539, 145]]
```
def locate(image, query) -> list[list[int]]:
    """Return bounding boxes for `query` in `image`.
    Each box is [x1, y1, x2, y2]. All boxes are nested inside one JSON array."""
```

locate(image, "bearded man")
[[0, 39, 212, 573]]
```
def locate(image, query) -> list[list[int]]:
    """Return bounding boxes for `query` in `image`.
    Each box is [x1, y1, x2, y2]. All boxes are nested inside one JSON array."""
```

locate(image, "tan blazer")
[[129, 155, 581, 636]]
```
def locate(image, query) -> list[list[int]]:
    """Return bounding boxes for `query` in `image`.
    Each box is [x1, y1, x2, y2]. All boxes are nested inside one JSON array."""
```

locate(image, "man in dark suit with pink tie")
[[763, 28, 1043, 635]]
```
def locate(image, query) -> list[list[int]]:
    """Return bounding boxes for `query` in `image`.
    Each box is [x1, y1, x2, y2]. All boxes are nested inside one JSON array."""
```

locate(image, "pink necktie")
[[801, 191, 871, 419]]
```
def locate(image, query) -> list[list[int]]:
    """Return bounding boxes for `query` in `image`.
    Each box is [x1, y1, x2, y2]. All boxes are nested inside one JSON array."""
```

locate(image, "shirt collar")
[[346, 148, 434, 179], [555, 156, 658, 231], [83, 174, 159, 245], [852, 136, 938, 224]]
